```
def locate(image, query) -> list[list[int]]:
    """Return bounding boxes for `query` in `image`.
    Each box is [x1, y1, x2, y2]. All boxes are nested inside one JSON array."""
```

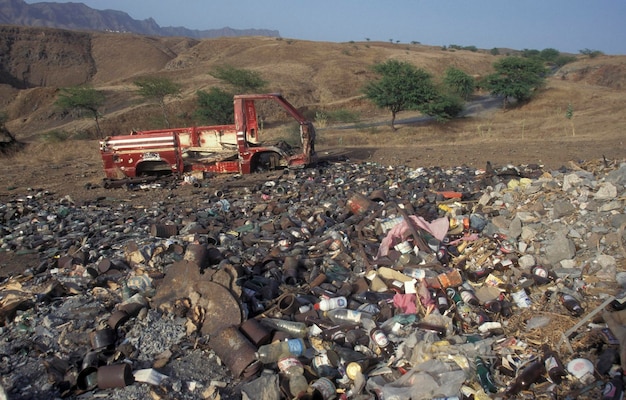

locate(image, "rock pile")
[[0, 158, 625, 400]]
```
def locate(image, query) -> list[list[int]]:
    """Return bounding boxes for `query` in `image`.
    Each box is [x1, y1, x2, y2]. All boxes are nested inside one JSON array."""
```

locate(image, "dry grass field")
[[0, 28, 625, 201]]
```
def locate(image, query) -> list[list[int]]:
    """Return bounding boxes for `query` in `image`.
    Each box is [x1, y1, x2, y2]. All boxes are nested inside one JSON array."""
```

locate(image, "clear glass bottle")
[[259, 318, 308, 338]]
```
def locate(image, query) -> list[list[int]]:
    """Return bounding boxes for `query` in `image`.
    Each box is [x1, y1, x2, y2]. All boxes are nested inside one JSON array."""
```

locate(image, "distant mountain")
[[0, 0, 280, 38]]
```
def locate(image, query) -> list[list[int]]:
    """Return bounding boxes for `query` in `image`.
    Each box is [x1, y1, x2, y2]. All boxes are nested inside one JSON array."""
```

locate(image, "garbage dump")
[[1, 158, 626, 400]]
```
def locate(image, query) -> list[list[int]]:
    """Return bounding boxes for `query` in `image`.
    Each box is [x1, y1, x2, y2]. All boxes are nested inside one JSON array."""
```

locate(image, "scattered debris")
[[0, 158, 625, 399]]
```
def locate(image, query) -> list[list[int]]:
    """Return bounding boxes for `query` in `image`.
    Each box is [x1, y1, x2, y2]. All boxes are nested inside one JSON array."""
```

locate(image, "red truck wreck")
[[100, 93, 317, 183]]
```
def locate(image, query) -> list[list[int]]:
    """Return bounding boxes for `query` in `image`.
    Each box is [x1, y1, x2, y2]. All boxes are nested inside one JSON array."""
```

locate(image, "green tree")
[[194, 88, 234, 125], [134, 76, 182, 128], [554, 54, 577, 67], [421, 93, 464, 123], [55, 86, 106, 138], [539, 48, 560, 63], [490, 48, 500, 56], [521, 48, 541, 59], [363, 59, 437, 130], [579, 48, 604, 58], [443, 67, 476, 100], [483, 56, 547, 108], [209, 65, 267, 93]]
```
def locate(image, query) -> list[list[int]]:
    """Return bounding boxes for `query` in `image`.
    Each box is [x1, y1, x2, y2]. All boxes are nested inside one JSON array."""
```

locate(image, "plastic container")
[[256, 338, 306, 364], [325, 308, 373, 325], [314, 296, 348, 311]]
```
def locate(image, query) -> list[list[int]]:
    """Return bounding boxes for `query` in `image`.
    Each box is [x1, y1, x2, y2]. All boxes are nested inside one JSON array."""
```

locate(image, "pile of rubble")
[[1, 158, 625, 400]]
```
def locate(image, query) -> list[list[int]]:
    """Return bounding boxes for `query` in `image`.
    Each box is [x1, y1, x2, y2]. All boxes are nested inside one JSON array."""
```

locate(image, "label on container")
[[545, 356, 558, 372], [277, 356, 302, 372], [512, 289, 531, 308], [394, 241, 413, 254], [342, 309, 362, 323], [461, 291, 476, 304], [312, 353, 331, 369], [311, 377, 336, 399], [371, 330, 389, 347], [533, 266, 548, 278], [287, 339, 304, 356], [404, 268, 426, 279]]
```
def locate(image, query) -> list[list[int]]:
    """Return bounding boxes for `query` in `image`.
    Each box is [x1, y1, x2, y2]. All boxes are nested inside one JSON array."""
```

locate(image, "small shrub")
[[328, 109, 360, 123], [314, 111, 328, 128], [42, 130, 71, 142], [554, 55, 577, 67]]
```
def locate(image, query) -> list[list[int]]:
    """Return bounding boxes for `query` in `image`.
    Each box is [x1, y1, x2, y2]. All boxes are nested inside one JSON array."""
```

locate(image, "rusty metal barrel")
[[210, 325, 261, 379]]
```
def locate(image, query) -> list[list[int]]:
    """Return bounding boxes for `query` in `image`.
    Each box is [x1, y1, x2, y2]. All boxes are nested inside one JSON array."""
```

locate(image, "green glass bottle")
[[475, 356, 498, 393]]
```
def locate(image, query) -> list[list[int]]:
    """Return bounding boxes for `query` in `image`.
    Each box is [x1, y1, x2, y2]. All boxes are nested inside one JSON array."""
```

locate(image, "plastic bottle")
[[314, 296, 348, 311], [256, 338, 306, 364], [602, 369, 624, 400], [326, 308, 373, 325], [259, 318, 308, 337], [559, 293, 584, 317], [277, 356, 309, 398], [542, 344, 567, 384], [505, 360, 546, 396], [475, 356, 498, 393]]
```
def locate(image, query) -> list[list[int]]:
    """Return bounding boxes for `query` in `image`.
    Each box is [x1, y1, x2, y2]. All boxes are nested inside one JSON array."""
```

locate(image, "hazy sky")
[[27, 0, 626, 55]]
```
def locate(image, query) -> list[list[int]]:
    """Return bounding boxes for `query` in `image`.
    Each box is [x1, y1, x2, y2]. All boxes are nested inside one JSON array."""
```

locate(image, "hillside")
[[0, 25, 624, 173], [0, 0, 279, 39]]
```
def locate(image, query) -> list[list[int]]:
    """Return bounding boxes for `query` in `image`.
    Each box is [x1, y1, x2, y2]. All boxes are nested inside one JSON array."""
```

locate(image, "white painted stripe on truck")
[[108, 137, 175, 150], [108, 136, 174, 145], [111, 147, 177, 155]]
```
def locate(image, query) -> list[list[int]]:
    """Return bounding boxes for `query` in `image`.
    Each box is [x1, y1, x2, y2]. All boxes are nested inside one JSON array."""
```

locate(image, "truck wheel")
[[253, 152, 281, 172]]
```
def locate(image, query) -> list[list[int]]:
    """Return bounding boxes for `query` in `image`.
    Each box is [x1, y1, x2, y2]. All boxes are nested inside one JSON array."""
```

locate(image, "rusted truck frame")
[[100, 93, 316, 181]]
